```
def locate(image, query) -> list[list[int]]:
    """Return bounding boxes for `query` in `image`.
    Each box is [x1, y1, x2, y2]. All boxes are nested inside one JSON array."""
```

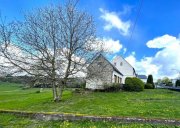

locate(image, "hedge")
[[145, 83, 154, 89], [100, 83, 121, 92], [123, 77, 144, 92]]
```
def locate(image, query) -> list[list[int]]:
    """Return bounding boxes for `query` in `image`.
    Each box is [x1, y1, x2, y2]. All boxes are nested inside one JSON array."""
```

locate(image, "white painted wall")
[[112, 71, 123, 83], [112, 56, 136, 84]]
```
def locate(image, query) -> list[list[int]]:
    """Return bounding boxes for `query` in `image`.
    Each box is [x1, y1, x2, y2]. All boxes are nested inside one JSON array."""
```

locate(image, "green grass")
[[0, 82, 180, 120], [0, 114, 178, 128]]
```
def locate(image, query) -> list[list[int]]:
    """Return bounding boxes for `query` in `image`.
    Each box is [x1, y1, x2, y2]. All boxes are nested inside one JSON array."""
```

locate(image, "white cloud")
[[146, 34, 178, 48], [99, 8, 131, 36], [125, 54, 160, 79], [123, 48, 127, 54], [125, 34, 180, 80], [86, 37, 122, 54], [0, 44, 87, 77], [148, 34, 180, 79], [131, 51, 136, 56], [125, 54, 136, 66], [102, 38, 123, 53], [0, 44, 42, 76]]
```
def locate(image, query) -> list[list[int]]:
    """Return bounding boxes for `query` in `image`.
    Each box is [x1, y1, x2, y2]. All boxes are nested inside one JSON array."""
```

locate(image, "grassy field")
[[0, 82, 180, 120], [0, 113, 178, 128]]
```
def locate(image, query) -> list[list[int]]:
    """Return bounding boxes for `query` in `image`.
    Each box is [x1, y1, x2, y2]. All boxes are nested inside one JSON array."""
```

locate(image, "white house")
[[112, 56, 136, 84], [86, 54, 123, 90], [137, 75, 147, 83]]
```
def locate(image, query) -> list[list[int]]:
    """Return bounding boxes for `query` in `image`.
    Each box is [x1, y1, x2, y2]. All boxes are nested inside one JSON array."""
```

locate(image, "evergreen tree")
[[176, 80, 180, 87], [147, 75, 155, 89]]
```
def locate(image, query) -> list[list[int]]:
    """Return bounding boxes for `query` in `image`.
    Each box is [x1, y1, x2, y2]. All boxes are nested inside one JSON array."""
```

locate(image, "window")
[[114, 75, 117, 83], [118, 76, 120, 83], [120, 78, 122, 83], [117, 77, 122, 83], [120, 62, 123, 66], [114, 62, 116, 66], [114, 75, 122, 83]]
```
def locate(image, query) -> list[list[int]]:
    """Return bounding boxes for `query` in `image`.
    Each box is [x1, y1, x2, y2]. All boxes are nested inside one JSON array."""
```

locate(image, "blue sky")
[[0, 0, 180, 79]]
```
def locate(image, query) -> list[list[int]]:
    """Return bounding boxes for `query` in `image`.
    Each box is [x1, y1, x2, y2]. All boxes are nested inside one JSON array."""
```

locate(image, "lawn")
[[0, 113, 178, 128], [0, 82, 180, 120]]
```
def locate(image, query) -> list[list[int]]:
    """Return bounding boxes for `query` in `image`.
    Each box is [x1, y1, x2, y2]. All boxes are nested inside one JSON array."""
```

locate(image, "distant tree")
[[161, 77, 171, 85], [147, 75, 155, 89], [157, 79, 162, 84]]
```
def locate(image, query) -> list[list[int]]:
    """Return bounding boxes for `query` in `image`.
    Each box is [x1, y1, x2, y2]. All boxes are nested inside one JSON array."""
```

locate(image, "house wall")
[[86, 78, 104, 89], [86, 55, 113, 89], [112, 71, 123, 83], [112, 56, 136, 84]]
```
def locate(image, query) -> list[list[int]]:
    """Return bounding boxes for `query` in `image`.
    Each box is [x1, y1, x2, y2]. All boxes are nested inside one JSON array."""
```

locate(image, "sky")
[[0, 0, 180, 80]]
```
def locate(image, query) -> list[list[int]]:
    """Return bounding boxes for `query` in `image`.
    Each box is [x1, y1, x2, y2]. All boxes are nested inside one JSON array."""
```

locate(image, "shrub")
[[147, 75, 155, 89], [80, 82, 86, 89], [74, 88, 82, 93], [35, 90, 41, 93], [123, 77, 133, 91], [161, 77, 171, 85], [145, 83, 153, 89], [123, 77, 144, 92], [102, 83, 120, 92], [176, 80, 180, 87]]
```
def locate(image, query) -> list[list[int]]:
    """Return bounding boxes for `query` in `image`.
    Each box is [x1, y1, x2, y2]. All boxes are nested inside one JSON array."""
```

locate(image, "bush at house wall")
[[123, 77, 144, 92], [101, 83, 120, 92]]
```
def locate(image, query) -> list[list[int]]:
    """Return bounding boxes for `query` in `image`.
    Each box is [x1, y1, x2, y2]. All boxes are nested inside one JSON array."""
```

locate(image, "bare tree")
[[0, 0, 103, 102]]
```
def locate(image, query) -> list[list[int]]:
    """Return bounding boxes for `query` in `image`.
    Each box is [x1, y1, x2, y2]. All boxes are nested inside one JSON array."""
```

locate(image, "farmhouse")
[[86, 54, 123, 89], [112, 56, 137, 84]]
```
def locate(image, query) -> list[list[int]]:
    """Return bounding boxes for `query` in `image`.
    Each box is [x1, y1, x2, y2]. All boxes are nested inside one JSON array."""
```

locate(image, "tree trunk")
[[52, 59, 60, 102], [58, 83, 63, 101], [52, 81, 59, 102]]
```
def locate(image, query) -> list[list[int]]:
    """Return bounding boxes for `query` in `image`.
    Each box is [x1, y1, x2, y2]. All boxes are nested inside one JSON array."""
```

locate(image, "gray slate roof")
[[137, 75, 147, 79]]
